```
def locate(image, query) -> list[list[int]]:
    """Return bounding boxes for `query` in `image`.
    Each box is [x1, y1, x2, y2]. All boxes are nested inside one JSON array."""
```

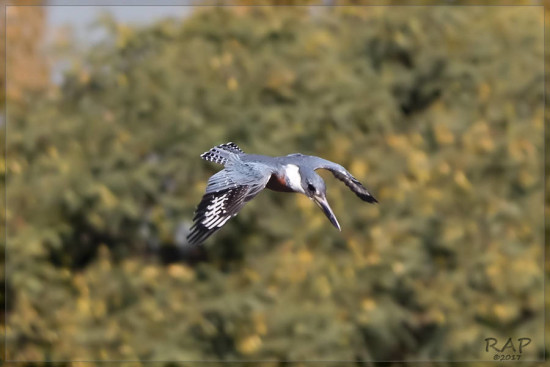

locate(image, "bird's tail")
[[200, 142, 244, 165]]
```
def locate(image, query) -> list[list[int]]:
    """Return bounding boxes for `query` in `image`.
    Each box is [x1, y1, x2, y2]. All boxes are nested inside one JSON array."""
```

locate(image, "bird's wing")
[[307, 156, 378, 203], [200, 142, 244, 166], [187, 156, 273, 246]]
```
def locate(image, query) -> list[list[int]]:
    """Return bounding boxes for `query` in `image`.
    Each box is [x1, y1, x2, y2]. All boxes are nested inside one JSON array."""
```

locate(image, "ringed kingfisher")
[[187, 142, 377, 246]]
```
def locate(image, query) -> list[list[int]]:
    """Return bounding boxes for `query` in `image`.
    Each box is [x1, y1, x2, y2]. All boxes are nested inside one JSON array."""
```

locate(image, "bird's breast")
[[266, 174, 295, 193]]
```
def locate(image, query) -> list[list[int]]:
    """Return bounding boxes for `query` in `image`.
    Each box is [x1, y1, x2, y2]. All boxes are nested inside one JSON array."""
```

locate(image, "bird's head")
[[301, 170, 341, 231]]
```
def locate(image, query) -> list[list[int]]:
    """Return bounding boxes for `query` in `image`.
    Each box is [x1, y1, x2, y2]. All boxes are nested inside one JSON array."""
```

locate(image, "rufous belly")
[[266, 174, 295, 193]]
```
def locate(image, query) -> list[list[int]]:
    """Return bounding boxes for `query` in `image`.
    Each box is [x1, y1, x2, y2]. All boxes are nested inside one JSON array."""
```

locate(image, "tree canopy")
[[3, 5, 545, 363]]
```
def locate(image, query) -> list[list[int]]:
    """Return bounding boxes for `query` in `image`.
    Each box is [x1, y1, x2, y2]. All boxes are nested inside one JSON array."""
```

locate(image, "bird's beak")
[[312, 193, 341, 231]]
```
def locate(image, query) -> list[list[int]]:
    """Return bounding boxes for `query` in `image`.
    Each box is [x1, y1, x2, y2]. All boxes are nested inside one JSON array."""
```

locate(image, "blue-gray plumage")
[[187, 142, 377, 246]]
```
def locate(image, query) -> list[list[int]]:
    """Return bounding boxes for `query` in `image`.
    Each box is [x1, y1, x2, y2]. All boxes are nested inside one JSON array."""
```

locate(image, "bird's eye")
[[307, 183, 315, 192]]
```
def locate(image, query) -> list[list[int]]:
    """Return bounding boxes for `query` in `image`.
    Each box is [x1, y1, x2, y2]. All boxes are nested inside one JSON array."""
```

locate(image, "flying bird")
[[187, 142, 377, 246]]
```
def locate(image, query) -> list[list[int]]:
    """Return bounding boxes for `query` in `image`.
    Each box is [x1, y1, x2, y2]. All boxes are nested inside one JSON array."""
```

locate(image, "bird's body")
[[187, 143, 377, 246]]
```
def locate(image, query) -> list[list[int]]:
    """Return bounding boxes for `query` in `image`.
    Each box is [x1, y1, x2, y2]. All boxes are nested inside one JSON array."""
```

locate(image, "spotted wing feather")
[[200, 142, 244, 165], [187, 155, 273, 246], [187, 186, 250, 246]]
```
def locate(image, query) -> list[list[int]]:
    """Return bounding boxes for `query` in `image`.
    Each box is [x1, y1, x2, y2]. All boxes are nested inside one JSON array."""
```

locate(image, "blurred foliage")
[[2, 4, 545, 364], [3, 5, 49, 107], [1, 3, 49, 362]]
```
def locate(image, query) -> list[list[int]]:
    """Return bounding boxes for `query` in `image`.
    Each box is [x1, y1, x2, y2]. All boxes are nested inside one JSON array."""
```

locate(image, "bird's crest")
[[201, 142, 244, 165]]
